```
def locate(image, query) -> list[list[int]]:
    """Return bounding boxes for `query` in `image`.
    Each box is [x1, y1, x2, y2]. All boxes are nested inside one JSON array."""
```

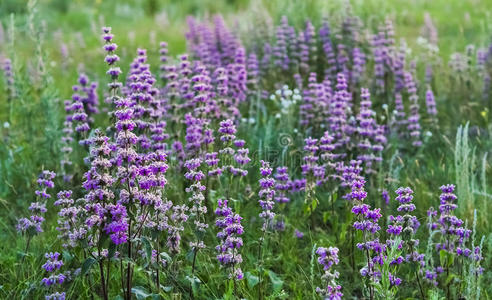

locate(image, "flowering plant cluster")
[[4, 6, 490, 300]]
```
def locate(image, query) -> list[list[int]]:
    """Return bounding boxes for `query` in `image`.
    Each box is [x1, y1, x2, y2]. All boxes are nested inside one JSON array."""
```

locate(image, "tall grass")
[[454, 123, 490, 229]]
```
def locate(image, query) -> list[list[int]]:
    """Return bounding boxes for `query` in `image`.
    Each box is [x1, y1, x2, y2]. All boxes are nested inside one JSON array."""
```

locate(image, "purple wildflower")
[[258, 160, 275, 232], [16, 170, 56, 234], [425, 86, 438, 124], [315, 247, 343, 300], [294, 229, 304, 239], [404, 72, 422, 147], [41, 252, 65, 298], [215, 199, 244, 280], [185, 158, 208, 250], [2, 58, 15, 100], [274, 166, 290, 203]]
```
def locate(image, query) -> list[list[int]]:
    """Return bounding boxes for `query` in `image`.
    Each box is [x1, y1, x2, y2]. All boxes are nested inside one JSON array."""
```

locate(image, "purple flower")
[[319, 20, 337, 80], [35, 170, 56, 199], [382, 189, 390, 205], [105, 204, 128, 244], [42, 252, 64, 272], [17, 170, 56, 234], [219, 119, 237, 142], [185, 158, 208, 250], [334, 160, 363, 198], [2, 58, 15, 100], [385, 186, 423, 286], [215, 119, 250, 177], [425, 86, 437, 116], [215, 199, 244, 280], [352, 47, 366, 85], [41, 273, 66, 286], [273, 16, 291, 71], [274, 166, 291, 203], [372, 31, 387, 90], [159, 41, 168, 81], [356, 88, 386, 173], [393, 92, 407, 132], [404, 72, 422, 147], [327, 73, 353, 146], [166, 204, 189, 254], [428, 184, 470, 254], [102, 26, 124, 125], [315, 246, 343, 299], [69, 73, 99, 146], [45, 292, 66, 300], [350, 179, 387, 288], [41, 252, 65, 298], [258, 160, 275, 231]]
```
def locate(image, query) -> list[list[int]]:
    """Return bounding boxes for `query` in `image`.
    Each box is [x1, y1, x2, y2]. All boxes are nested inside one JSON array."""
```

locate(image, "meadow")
[[0, 0, 491, 299]]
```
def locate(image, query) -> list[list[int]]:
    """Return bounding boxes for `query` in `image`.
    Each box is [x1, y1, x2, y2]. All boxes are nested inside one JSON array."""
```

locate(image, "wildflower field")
[[1, 0, 492, 299]]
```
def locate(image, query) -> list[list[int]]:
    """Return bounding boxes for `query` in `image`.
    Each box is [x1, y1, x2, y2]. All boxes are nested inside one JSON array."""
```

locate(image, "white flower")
[[382, 104, 388, 110], [275, 113, 281, 119], [293, 88, 300, 94], [249, 118, 256, 124], [275, 90, 281, 96], [281, 99, 291, 109], [425, 131, 432, 137], [3, 122, 10, 128], [270, 95, 275, 101]]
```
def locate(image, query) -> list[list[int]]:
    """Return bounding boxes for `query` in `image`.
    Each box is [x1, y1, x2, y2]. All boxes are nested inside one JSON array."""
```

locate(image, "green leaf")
[[322, 211, 330, 223], [81, 257, 97, 276], [80, 238, 89, 249], [17, 250, 28, 260], [268, 270, 284, 292], [303, 203, 311, 214], [245, 271, 259, 288], [186, 275, 201, 295], [97, 231, 110, 251], [439, 250, 446, 267], [108, 242, 117, 259], [62, 250, 73, 263], [161, 286, 172, 292], [185, 275, 201, 284], [132, 286, 151, 300], [447, 253, 455, 266], [160, 252, 172, 264], [445, 273, 457, 285], [141, 236, 152, 260], [439, 250, 454, 267], [311, 198, 318, 211], [186, 250, 195, 262]]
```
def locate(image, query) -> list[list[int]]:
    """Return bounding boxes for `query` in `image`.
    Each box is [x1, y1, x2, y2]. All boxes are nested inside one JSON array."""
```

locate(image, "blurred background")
[[0, 0, 491, 222]]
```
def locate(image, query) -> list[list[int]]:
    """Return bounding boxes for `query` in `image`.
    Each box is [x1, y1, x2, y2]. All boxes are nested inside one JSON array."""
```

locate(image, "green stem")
[[126, 218, 132, 300], [21, 235, 32, 264], [189, 248, 198, 299]]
